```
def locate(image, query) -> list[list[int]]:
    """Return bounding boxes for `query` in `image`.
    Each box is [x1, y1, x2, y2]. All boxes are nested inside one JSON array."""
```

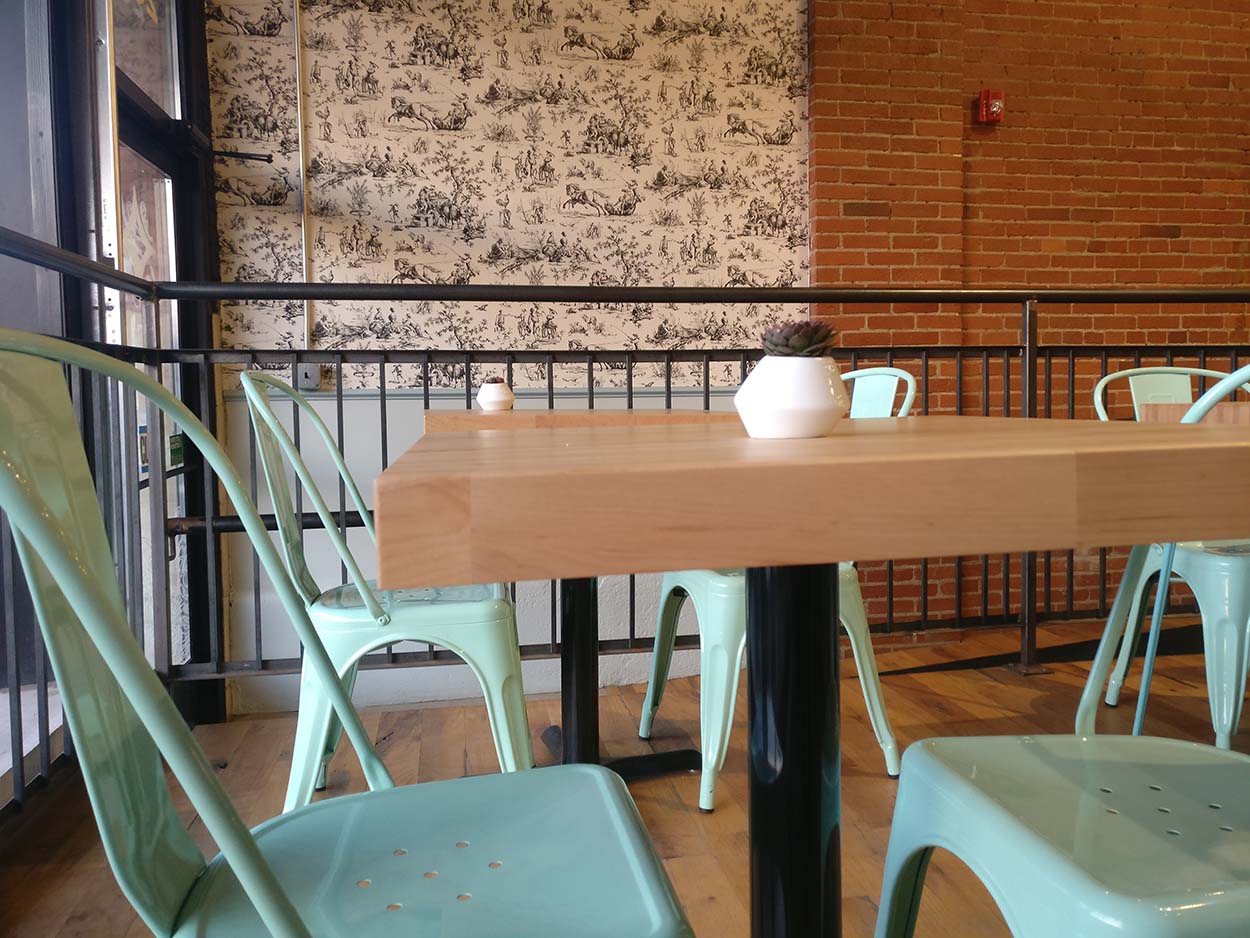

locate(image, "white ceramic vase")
[[733, 355, 850, 439], [476, 380, 516, 411]]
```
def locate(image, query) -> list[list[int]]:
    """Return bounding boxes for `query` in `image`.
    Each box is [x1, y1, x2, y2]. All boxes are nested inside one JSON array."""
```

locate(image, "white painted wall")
[[223, 386, 738, 716]]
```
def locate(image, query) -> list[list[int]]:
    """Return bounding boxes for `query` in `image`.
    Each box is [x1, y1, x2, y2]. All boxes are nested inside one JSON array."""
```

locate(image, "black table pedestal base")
[[747, 564, 841, 938], [1005, 661, 1052, 676], [550, 577, 702, 783], [540, 724, 702, 781]]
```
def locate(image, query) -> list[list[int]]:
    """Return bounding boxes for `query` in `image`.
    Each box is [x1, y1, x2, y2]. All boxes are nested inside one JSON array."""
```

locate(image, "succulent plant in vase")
[[761, 320, 838, 358], [476, 374, 516, 411], [734, 319, 850, 439]]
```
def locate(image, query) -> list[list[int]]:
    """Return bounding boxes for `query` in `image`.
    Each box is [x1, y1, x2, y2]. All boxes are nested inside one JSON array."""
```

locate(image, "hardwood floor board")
[[664, 853, 749, 936], [374, 707, 424, 787], [462, 700, 505, 778], [414, 705, 467, 783], [59, 865, 142, 936], [0, 862, 76, 938]]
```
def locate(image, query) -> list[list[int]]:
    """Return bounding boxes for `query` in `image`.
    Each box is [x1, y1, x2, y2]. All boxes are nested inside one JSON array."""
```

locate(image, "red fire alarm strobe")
[[974, 89, 1005, 124]]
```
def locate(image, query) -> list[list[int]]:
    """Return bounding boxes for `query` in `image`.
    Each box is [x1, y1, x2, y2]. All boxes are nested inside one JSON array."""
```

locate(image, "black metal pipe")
[[0, 225, 154, 300], [8, 222, 1250, 307], [1019, 299, 1041, 670], [167, 509, 368, 536], [154, 278, 1250, 305]]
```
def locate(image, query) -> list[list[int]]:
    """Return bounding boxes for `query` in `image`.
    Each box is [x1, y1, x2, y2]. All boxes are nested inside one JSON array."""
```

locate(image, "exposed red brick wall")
[[809, 0, 1250, 347], [807, 1, 1250, 628]]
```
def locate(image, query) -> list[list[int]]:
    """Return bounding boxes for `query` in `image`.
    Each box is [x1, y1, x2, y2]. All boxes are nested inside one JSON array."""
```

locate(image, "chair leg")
[[457, 612, 535, 772], [1189, 571, 1250, 749], [875, 842, 933, 938], [285, 658, 344, 813], [314, 662, 361, 790], [839, 564, 900, 776], [1076, 545, 1150, 735], [639, 579, 686, 740], [695, 592, 746, 812], [874, 773, 935, 938], [1104, 566, 1157, 707]]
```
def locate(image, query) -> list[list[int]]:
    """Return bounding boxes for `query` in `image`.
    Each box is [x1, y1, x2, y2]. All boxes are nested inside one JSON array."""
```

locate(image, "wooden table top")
[[375, 415, 1250, 589], [1138, 401, 1250, 425]]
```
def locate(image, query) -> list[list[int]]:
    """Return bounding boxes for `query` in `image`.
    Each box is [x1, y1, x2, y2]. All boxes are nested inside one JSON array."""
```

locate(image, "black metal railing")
[[106, 341, 1243, 683], [3, 221, 1249, 816]]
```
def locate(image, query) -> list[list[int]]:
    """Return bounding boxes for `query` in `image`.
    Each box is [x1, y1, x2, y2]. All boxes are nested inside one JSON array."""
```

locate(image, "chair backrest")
[[239, 371, 386, 623], [1184, 361, 1250, 424], [0, 329, 393, 938], [1092, 366, 1250, 422], [843, 366, 917, 418]]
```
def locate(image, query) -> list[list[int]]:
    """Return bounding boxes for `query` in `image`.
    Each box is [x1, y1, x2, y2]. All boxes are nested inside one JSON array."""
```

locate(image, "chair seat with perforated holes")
[[173, 764, 691, 937], [875, 736, 1250, 938]]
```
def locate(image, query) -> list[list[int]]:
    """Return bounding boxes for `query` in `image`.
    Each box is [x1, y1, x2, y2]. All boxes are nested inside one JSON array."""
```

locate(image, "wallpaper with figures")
[[206, 0, 808, 386]]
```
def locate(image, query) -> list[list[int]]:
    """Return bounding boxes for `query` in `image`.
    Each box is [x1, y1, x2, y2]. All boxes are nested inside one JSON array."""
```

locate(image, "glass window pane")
[[114, 0, 180, 116], [118, 143, 178, 348]]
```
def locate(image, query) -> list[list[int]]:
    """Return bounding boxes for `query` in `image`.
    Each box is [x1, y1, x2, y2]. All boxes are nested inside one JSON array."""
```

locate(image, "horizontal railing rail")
[[9, 223, 1250, 305]]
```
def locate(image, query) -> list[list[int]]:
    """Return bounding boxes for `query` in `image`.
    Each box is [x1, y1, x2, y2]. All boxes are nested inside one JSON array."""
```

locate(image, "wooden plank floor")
[[0, 619, 1240, 937]]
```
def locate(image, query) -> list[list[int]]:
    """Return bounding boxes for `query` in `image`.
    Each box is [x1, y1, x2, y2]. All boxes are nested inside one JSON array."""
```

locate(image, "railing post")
[[1013, 298, 1048, 674]]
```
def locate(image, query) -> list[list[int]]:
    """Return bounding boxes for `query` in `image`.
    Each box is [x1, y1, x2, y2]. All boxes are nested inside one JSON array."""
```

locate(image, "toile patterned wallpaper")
[[206, 0, 808, 386]]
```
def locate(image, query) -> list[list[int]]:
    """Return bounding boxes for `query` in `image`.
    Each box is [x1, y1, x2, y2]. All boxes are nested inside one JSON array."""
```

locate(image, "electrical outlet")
[[295, 363, 321, 391]]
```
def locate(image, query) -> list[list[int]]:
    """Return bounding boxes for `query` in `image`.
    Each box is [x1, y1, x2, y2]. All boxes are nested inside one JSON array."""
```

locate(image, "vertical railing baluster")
[[248, 353, 263, 669], [1017, 299, 1039, 670], [198, 357, 222, 674], [981, 351, 989, 626], [3, 517, 23, 805], [335, 356, 347, 586], [121, 383, 144, 641], [886, 556, 894, 632], [550, 579, 558, 654], [291, 353, 305, 555], [1002, 348, 1011, 417], [35, 628, 49, 779], [628, 575, 637, 646], [378, 357, 394, 666], [379, 354, 389, 470], [1043, 345, 1054, 617], [145, 356, 172, 676], [954, 352, 964, 626], [1097, 350, 1109, 616]]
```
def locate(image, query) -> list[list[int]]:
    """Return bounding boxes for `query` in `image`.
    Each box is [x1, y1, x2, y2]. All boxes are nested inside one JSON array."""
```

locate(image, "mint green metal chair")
[[239, 371, 533, 812], [640, 367, 915, 811], [0, 329, 691, 938], [876, 735, 1250, 937], [1092, 366, 1250, 742], [1106, 364, 1250, 744]]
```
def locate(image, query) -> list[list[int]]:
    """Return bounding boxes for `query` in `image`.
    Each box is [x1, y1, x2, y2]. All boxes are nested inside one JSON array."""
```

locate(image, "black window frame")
[[48, 0, 226, 722]]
